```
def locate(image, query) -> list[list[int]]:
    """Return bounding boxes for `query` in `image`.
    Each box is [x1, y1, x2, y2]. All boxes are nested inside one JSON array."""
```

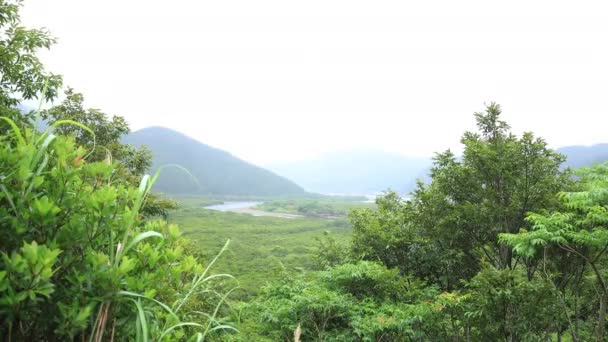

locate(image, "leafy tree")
[[464, 264, 562, 341], [41, 89, 151, 181], [501, 162, 608, 341], [40, 88, 178, 218], [351, 104, 572, 293], [428, 103, 571, 270], [0, 0, 62, 123], [350, 192, 417, 273], [312, 231, 350, 270]]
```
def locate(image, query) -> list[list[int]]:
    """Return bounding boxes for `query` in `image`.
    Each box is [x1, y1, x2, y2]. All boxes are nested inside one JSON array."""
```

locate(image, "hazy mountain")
[[558, 143, 608, 169], [266, 150, 432, 195], [123, 127, 305, 196]]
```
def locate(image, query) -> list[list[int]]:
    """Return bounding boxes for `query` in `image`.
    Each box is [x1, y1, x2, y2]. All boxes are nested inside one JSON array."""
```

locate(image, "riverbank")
[[203, 200, 304, 218]]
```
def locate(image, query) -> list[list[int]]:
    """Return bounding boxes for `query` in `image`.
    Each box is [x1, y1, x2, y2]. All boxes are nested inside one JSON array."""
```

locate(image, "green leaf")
[[131, 298, 148, 342]]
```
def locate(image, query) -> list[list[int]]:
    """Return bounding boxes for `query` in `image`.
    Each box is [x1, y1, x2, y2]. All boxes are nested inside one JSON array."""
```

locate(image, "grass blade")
[[50, 119, 96, 159], [122, 231, 163, 257], [207, 325, 239, 333], [150, 164, 200, 191], [119, 291, 179, 321], [131, 299, 148, 342], [201, 287, 237, 340], [0, 116, 25, 145], [174, 239, 231, 313], [158, 322, 204, 341]]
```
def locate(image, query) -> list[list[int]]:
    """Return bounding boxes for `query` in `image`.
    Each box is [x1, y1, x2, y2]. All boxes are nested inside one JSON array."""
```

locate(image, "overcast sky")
[[21, 0, 608, 164]]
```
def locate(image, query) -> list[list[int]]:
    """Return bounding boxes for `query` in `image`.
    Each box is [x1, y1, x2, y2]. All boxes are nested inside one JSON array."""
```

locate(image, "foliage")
[[312, 231, 350, 270], [425, 103, 570, 271], [240, 261, 470, 341], [0, 119, 234, 340], [168, 202, 352, 300], [464, 265, 562, 341], [350, 104, 572, 293], [2, 3, 606, 337], [0, 0, 62, 123], [40, 88, 178, 218], [350, 191, 413, 271], [501, 162, 608, 341]]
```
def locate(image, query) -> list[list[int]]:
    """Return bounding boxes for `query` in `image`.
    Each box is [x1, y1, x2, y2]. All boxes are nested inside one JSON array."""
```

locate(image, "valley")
[[166, 196, 355, 299], [4, 1, 608, 339]]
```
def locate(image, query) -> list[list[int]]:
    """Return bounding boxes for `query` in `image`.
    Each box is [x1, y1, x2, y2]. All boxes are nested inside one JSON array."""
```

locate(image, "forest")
[[2, 1, 608, 341]]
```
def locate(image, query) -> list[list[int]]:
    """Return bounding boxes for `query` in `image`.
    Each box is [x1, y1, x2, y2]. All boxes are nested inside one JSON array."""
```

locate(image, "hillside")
[[266, 149, 431, 195], [123, 127, 305, 196], [558, 143, 608, 169]]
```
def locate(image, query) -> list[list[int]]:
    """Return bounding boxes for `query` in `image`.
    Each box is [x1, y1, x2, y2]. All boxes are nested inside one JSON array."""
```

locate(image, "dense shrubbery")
[[0, 123, 235, 340], [238, 261, 470, 341]]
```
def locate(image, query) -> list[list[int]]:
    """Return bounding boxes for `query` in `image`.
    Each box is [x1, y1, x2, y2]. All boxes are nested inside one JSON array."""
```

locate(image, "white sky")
[[21, 0, 608, 164]]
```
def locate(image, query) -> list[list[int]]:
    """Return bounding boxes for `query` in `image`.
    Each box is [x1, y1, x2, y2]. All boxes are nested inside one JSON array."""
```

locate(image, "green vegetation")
[[1, 3, 232, 339], [0, 122, 235, 340], [256, 198, 375, 218], [5, 1, 608, 340], [167, 205, 352, 300], [228, 104, 608, 341], [123, 126, 306, 197]]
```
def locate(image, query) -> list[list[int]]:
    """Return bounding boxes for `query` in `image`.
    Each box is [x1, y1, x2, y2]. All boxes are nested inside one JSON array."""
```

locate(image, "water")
[[203, 201, 261, 211]]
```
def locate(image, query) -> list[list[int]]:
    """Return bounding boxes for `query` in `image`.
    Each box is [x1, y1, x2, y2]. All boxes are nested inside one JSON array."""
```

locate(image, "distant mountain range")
[[122, 126, 608, 197], [266, 144, 608, 196], [123, 127, 305, 196], [558, 144, 608, 169], [266, 150, 432, 195]]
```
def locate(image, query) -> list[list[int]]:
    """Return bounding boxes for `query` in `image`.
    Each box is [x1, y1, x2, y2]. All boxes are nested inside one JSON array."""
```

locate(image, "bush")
[[0, 121, 234, 341]]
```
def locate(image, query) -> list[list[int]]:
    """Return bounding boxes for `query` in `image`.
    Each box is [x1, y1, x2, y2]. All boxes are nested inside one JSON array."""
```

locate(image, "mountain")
[[558, 144, 608, 169], [123, 127, 305, 196], [266, 150, 431, 195]]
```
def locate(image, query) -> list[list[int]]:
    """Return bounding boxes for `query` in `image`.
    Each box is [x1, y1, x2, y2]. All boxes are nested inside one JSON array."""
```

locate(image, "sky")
[[21, 0, 608, 164]]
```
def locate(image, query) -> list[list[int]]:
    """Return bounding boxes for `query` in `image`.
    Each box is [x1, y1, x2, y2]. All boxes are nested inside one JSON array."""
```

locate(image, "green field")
[[166, 200, 353, 300]]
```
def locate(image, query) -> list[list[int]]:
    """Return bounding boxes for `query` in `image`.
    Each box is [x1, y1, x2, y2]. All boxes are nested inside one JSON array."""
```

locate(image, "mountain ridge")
[[558, 143, 608, 169], [267, 143, 608, 196], [266, 149, 432, 195], [123, 126, 306, 196]]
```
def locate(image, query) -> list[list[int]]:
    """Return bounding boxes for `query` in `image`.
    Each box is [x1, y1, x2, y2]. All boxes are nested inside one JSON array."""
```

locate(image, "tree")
[[41, 89, 149, 178], [421, 103, 571, 271], [0, 0, 62, 121], [501, 162, 608, 341], [41, 88, 177, 218], [350, 192, 416, 272], [349, 103, 571, 291]]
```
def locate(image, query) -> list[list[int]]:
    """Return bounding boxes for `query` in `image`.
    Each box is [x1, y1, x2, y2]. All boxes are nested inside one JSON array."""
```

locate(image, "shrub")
[[0, 119, 235, 341]]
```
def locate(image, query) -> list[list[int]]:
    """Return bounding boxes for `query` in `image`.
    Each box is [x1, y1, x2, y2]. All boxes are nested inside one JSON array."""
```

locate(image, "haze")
[[21, 0, 608, 164]]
